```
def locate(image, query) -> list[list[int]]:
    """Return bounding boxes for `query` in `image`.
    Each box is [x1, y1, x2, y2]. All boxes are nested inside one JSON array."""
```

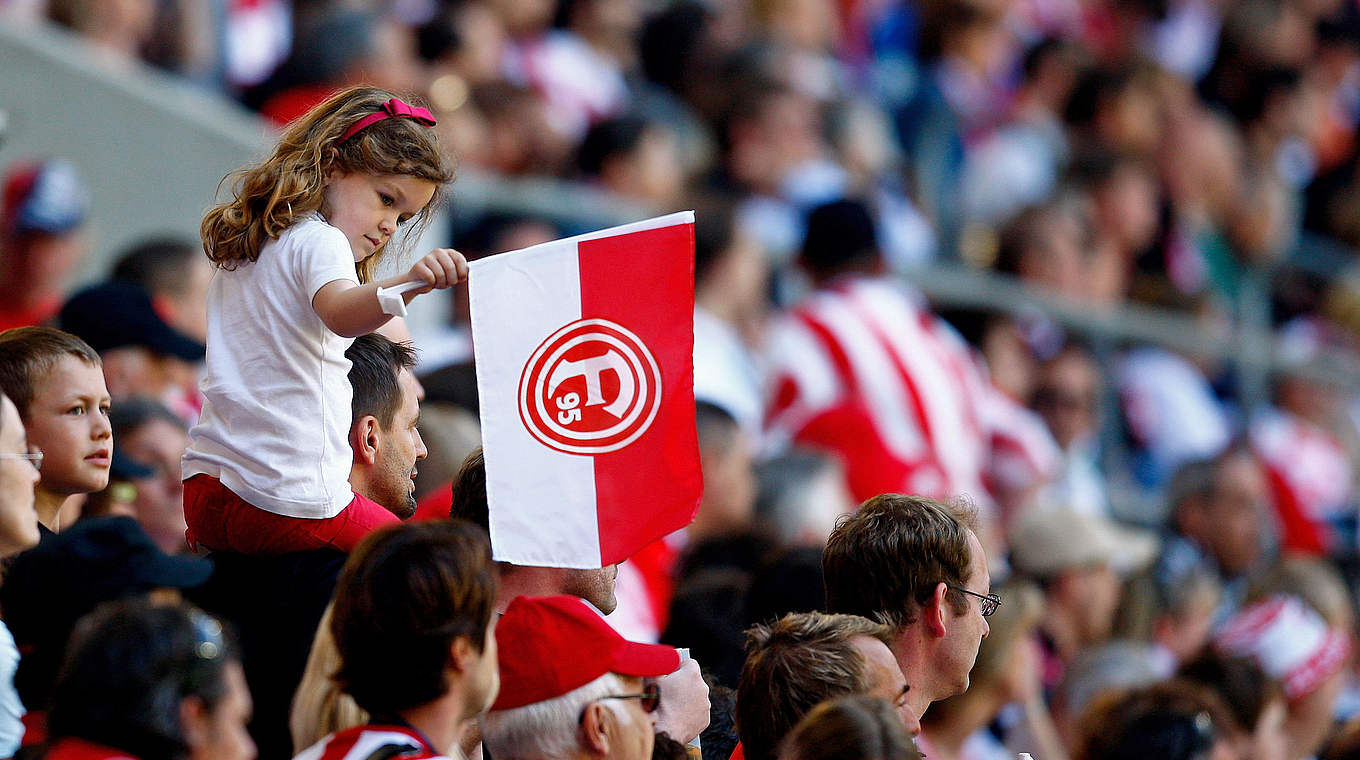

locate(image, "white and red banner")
[[470, 212, 701, 569]]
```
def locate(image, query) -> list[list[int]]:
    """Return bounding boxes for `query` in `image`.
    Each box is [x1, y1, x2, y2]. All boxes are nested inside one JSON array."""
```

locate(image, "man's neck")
[[891, 630, 942, 720], [496, 566, 568, 613], [400, 691, 471, 758], [34, 489, 73, 532]]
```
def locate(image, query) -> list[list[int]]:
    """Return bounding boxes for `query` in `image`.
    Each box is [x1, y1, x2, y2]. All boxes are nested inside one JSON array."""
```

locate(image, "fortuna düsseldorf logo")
[[519, 318, 662, 454]]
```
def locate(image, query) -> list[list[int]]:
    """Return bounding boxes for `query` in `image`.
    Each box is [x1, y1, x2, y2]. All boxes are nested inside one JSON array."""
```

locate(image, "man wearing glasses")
[[482, 594, 684, 760], [822, 494, 996, 721]]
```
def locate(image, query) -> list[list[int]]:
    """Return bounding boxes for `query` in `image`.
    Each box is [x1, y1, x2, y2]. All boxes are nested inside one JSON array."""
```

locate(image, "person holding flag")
[[182, 86, 467, 554]]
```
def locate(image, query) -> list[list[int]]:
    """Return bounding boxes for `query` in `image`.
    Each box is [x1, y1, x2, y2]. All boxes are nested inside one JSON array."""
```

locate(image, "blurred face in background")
[[1034, 348, 1101, 450], [119, 417, 188, 554], [1206, 453, 1269, 576]]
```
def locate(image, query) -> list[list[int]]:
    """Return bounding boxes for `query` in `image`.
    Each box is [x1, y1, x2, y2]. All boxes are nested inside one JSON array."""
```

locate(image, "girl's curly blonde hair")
[[201, 86, 455, 283]]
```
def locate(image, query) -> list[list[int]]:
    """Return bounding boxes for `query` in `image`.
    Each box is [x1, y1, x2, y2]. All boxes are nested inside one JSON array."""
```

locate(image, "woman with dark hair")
[[43, 598, 254, 760]]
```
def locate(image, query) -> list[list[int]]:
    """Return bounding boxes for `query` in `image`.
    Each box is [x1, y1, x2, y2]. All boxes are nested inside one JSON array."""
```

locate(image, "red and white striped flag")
[[470, 212, 701, 569]]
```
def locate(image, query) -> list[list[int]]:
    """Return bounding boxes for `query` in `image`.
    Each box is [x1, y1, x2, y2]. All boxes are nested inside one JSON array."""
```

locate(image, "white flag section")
[[470, 212, 703, 568]]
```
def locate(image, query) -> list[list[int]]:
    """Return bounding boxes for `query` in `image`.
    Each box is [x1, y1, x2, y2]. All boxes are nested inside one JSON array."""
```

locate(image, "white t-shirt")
[[0, 621, 23, 757], [183, 215, 361, 519]]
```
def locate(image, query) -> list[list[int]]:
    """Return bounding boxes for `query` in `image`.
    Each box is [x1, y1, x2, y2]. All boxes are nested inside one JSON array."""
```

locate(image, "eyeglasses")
[[580, 682, 661, 723], [949, 586, 1001, 617], [0, 451, 42, 471]]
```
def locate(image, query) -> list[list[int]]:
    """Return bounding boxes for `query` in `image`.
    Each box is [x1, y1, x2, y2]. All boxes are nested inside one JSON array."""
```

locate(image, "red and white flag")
[[470, 212, 701, 569]]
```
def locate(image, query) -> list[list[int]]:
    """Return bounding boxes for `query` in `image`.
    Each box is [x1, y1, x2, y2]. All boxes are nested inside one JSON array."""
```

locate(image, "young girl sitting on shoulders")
[[183, 85, 465, 554]]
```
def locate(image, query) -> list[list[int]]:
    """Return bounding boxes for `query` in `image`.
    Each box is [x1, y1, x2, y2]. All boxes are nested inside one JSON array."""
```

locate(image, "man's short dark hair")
[[110, 237, 200, 295], [823, 494, 976, 629], [346, 334, 418, 429], [331, 520, 496, 717], [448, 448, 487, 531], [736, 612, 894, 760], [0, 326, 101, 418], [696, 401, 740, 458], [799, 199, 880, 283], [109, 396, 185, 440]]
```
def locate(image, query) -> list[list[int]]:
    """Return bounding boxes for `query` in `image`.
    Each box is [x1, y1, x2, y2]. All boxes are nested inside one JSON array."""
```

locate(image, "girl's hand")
[[407, 248, 469, 293]]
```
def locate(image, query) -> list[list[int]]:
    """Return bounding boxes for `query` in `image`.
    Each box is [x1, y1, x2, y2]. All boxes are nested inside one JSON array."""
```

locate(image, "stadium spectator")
[[1029, 341, 1110, 516], [344, 334, 426, 521], [58, 281, 205, 422], [449, 449, 620, 614], [1178, 649, 1289, 760], [450, 451, 711, 745], [691, 401, 757, 544], [293, 521, 499, 760], [753, 449, 854, 548], [479, 594, 688, 759], [691, 198, 768, 444], [1074, 680, 1241, 760], [0, 160, 89, 333], [917, 581, 1065, 760], [110, 237, 214, 345], [0, 326, 111, 533], [1048, 640, 1172, 748], [778, 696, 922, 760], [823, 494, 992, 721], [197, 332, 430, 759], [1, 516, 213, 745], [1214, 595, 1351, 760], [44, 598, 254, 760], [0, 390, 41, 756], [1155, 446, 1274, 623], [104, 397, 190, 554], [576, 116, 685, 210], [735, 612, 917, 760], [1008, 508, 1157, 690]]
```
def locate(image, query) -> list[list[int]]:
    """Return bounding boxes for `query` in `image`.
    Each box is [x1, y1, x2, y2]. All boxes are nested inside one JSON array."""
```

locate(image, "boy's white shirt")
[[183, 215, 361, 518]]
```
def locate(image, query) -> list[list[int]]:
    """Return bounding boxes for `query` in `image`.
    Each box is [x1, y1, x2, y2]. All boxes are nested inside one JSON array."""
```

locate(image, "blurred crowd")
[[10, 0, 1360, 758]]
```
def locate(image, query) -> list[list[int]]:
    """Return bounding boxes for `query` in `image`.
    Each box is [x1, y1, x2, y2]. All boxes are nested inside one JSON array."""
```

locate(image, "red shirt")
[[43, 738, 139, 760]]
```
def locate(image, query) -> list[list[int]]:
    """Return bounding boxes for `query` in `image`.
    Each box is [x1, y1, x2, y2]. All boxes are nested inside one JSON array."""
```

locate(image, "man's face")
[[26, 357, 112, 496], [1205, 454, 1268, 576], [941, 529, 991, 699], [0, 396, 40, 555], [372, 369, 427, 519], [121, 418, 189, 552], [605, 675, 656, 760], [562, 563, 619, 615], [1069, 562, 1120, 645], [851, 635, 919, 737]]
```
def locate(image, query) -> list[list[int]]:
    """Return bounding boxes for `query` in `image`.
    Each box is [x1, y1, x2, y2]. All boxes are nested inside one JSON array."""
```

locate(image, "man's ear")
[[924, 582, 949, 638], [179, 696, 208, 749], [579, 702, 613, 755], [448, 635, 477, 674], [349, 415, 380, 465]]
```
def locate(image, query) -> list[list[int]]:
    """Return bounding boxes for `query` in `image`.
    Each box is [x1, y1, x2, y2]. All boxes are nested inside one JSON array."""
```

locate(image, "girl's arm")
[[312, 248, 468, 338]]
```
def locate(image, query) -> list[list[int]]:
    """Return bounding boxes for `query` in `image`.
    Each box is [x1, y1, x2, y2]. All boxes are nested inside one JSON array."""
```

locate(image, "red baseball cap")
[[491, 595, 681, 711]]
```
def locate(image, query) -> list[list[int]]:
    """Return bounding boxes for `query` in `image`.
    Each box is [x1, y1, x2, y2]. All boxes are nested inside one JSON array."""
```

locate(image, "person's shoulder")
[[278, 215, 348, 248], [293, 725, 446, 760]]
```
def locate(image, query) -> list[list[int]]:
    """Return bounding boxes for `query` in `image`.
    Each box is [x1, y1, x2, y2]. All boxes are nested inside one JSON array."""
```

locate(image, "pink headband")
[[339, 98, 436, 143]]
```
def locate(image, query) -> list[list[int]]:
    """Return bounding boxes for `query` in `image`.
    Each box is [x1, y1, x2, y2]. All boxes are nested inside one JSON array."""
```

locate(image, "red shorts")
[[183, 474, 400, 554]]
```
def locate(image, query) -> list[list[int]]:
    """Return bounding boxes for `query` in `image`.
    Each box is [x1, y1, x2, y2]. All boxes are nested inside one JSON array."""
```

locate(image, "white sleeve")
[[291, 222, 361, 299]]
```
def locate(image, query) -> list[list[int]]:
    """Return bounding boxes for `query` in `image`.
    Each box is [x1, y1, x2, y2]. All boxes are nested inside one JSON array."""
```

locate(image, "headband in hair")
[[339, 98, 436, 143]]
